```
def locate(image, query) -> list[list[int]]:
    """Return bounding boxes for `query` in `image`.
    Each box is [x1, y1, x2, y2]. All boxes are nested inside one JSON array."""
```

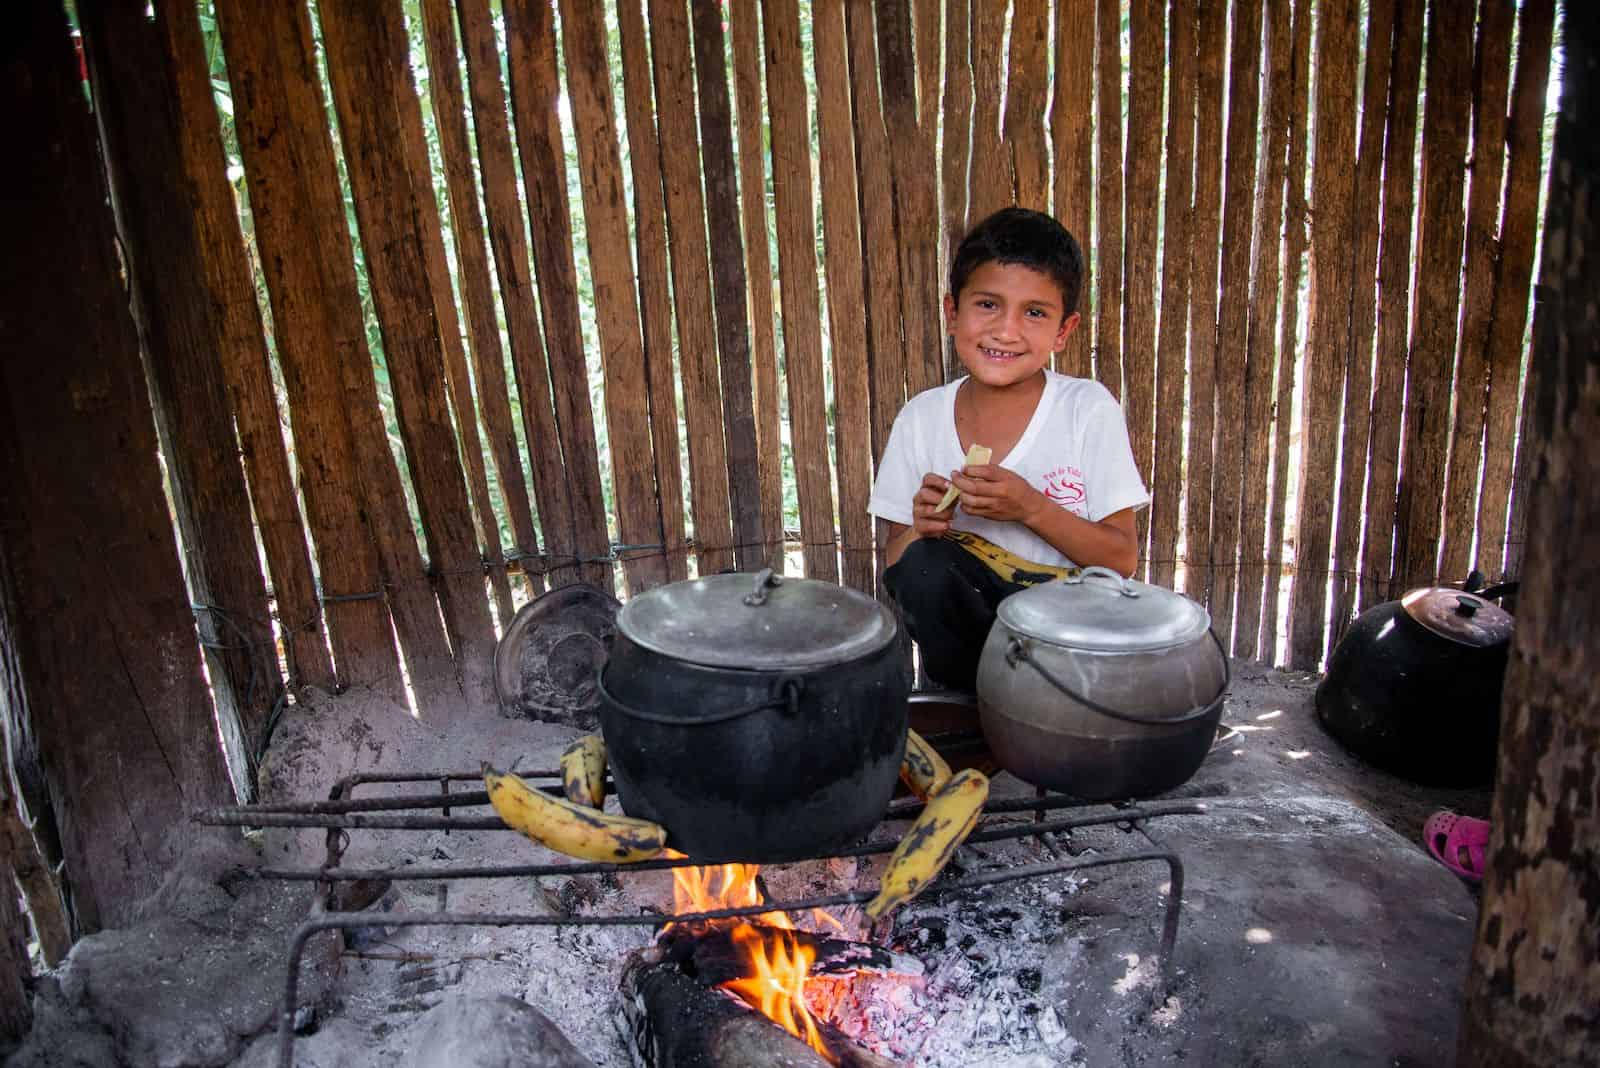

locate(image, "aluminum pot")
[[976, 567, 1229, 800], [597, 569, 908, 863]]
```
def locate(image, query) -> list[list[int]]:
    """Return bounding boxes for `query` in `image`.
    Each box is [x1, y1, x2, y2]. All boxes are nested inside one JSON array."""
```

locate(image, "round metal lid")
[[997, 567, 1212, 653], [616, 569, 898, 670], [1401, 588, 1514, 648]]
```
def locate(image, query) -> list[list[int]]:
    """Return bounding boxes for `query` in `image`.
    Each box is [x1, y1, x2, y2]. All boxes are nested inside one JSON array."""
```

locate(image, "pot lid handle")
[[1063, 565, 1140, 598], [742, 567, 783, 607]]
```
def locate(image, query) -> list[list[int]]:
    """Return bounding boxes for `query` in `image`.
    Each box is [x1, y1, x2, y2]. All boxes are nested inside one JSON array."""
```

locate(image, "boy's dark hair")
[[948, 207, 1085, 317]]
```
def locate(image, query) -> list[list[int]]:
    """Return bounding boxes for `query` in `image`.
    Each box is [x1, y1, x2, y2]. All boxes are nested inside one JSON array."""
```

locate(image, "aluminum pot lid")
[[1400, 588, 1514, 648], [616, 568, 897, 670], [997, 566, 1212, 653]]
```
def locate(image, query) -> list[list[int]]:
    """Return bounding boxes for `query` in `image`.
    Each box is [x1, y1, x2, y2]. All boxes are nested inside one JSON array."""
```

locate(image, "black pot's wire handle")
[[1003, 630, 1230, 727], [596, 670, 804, 725]]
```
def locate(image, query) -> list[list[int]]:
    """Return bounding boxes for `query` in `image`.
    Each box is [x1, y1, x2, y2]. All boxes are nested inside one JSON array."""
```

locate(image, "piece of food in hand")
[[483, 763, 666, 863], [560, 734, 608, 809], [935, 444, 992, 512], [866, 768, 989, 920], [899, 727, 953, 800]]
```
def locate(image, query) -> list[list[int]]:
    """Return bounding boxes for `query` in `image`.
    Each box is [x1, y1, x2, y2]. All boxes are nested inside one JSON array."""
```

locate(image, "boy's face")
[[943, 261, 1080, 391]]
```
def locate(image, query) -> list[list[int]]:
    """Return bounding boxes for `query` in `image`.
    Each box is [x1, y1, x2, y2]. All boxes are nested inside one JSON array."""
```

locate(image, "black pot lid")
[[1401, 588, 1514, 647], [616, 569, 897, 670], [997, 567, 1212, 653]]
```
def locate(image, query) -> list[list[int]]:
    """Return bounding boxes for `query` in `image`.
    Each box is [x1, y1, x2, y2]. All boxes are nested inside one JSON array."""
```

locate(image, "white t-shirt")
[[868, 371, 1150, 569]]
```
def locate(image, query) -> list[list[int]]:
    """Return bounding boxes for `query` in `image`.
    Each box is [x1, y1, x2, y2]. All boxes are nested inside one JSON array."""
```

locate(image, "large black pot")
[[597, 569, 908, 863], [1315, 587, 1513, 787]]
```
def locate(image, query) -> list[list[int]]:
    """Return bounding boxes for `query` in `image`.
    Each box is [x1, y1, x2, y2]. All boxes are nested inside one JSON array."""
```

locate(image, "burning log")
[[657, 923, 921, 986]]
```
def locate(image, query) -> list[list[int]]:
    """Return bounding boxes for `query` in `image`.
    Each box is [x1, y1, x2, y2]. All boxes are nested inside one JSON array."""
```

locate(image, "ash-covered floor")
[[6, 661, 1491, 1067]]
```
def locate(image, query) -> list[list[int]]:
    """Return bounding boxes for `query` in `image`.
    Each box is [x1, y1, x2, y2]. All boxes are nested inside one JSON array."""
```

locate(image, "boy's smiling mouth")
[[980, 345, 1024, 360]]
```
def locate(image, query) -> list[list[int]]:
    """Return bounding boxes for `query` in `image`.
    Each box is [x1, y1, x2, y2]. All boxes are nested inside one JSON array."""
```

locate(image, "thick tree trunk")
[[1458, 9, 1600, 1062]]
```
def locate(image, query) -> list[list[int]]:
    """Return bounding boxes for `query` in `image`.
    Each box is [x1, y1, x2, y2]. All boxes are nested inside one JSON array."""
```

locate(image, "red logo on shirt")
[[1044, 466, 1086, 513]]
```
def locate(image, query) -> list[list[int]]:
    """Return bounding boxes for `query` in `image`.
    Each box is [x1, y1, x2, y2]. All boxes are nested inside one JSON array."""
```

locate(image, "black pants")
[[883, 537, 1029, 693]]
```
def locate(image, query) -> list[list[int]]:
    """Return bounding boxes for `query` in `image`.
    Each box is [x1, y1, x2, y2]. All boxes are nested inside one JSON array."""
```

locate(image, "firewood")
[[657, 924, 921, 987]]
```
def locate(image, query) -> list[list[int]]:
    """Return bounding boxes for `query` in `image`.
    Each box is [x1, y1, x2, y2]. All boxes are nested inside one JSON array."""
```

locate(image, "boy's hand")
[[910, 473, 958, 537], [947, 464, 1046, 525]]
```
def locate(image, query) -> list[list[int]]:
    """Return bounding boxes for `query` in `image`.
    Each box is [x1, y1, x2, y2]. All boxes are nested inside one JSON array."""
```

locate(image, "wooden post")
[[1325, 0, 1397, 643], [1210, 0, 1264, 650], [1004, 0, 1051, 212], [1394, 1, 1474, 593], [1261, 0, 1312, 662], [616, 0, 691, 582], [691, 0, 766, 574], [1459, 11, 1600, 1056], [1234, 0, 1293, 659], [1475, 0, 1556, 582], [1051, 0, 1095, 381], [814, 0, 875, 595], [316, 0, 498, 705], [419, 0, 545, 601], [156, 0, 335, 692], [79, 0, 279, 785], [913, 0, 940, 136], [648, 0, 739, 577], [456, 0, 573, 593], [1439, 1, 1515, 583], [764, 0, 840, 582], [940, 0, 972, 294], [1183, 0, 1226, 601], [502, 0, 622, 593], [968, 2, 1008, 225], [1149, 0, 1196, 592], [1286, 0, 1359, 670], [1359, 0, 1425, 611], [1, 3, 235, 930], [729, 0, 785, 573], [409, 0, 516, 630], [1093, 0, 1125, 403]]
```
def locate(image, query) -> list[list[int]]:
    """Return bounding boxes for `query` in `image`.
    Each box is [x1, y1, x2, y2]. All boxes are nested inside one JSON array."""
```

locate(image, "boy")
[[869, 208, 1148, 693]]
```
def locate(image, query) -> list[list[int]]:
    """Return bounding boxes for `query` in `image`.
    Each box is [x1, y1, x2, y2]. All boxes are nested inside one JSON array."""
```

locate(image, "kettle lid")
[[997, 566, 1212, 653], [1400, 588, 1514, 648]]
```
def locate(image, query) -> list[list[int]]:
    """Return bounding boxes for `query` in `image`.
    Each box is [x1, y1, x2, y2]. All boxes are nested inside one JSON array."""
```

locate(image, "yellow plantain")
[[935, 444, 992, 512], [898, 728, 953, 800], [560, 735, 608, 809], [866, 768, 989, 920], [483, 763, 666, 863]]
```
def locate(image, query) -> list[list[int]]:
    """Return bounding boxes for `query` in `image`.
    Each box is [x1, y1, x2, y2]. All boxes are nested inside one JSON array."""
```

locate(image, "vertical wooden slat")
[[1440, 0, 1515, 581], [158, 0, 334, 691], [1234, 0, 1295, 658], [1500, 301, 1541, 585], [968, 2, 1008, 225], [1123, 0, 1165, 575], [2, 2, 235, 929], [1183, 0, 1226, 601], [1325, 0, 1397, 640], [1476, 0, 1557, 581], [1359, 0, 1425, 611], [848, 3, 908, 472], [317, 0, 498, 703], [616, 0, 691, 582], [1287, 0, 1360, 669], [1394, 1, 1474, 593], [690, 0, 765, 572], [81, 0, 279, 789], [914, 0, 941, 135], [0, 776, 37, 1038], [730, 0, 785, 571], [1149, 0, 1196, 591], [413, 0, 515, 627], [214, 0, 410, 696], [1210, 0, 1264, 648], [502, 0, 622, 592], [648, 0, 739, 577], [1093, 0, 1125, 402], [1051, 0, 1095, 380], [764, 0, 840, 581], [814, 0, 875, 595], [456, 0, 572, 592], [878, 0, 943, 396], [1261, 0, 1312, 661], [420, 0, 544, 598], [941, 0, 972, 277], [1004, 0, 1051, 211]]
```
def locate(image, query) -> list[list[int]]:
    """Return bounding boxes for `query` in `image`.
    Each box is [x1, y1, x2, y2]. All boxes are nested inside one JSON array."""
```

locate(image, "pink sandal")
[[1424, 811, 1490, 881]]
